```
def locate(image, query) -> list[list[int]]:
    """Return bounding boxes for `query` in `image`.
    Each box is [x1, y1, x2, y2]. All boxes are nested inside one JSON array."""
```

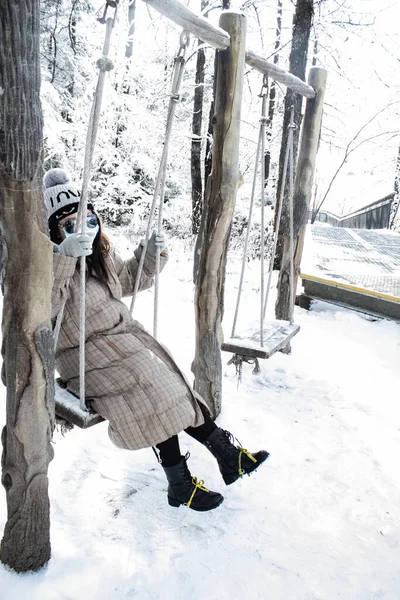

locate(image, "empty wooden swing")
[[221, 83, 300, 373], [54, 23, 190, 428]]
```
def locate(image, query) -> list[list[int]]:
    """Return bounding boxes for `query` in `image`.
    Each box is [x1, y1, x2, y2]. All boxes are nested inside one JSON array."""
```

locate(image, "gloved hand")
[[58, 232, 95, 258], [142, 230, 167, 258]]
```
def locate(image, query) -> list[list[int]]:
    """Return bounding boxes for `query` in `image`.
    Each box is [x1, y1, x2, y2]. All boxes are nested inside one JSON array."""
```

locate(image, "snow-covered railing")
[[314, 194, 394, 230]]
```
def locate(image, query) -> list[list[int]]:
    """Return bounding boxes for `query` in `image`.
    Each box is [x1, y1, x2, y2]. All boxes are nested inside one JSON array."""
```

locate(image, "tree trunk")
[[0, 0, 54, 573], [264, 0, 282, 192], [203, 97, 215, 201], [192, 11, 246, 417], [275, 67, 327, 321], [273, 0, 314, 269], [191, 1, 208, 235], [193, 0, 230, 280], [193, 97, 214, 283]]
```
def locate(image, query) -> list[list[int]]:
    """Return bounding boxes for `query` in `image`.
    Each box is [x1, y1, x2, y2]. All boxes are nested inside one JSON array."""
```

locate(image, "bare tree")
[[311, 103, 399, 222], [274, 0, 314, 268], [0, 0, 54, 572], [193, 0, 229, 281], [264, 0, 283, 192], [191, 0, 209, 235]]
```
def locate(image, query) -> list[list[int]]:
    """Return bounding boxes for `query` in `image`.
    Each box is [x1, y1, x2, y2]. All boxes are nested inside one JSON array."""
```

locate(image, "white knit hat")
[[43, 168, 84, 226]]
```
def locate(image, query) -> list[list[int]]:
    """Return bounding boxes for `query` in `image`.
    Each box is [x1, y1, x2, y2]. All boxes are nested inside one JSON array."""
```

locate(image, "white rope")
[[53, 301, 66, 352], [263, 107, 295, 320], [288, 105, 295, 325], [130, 31, 190, 339], [259, 87, 268, 347], [231, 80, 269, 339], [75, 14, 116, 410]]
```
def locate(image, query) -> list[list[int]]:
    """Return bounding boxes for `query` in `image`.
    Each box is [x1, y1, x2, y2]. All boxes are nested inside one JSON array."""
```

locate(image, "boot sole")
[[168, 495, 224, 511], [223, 452, 270, 485]]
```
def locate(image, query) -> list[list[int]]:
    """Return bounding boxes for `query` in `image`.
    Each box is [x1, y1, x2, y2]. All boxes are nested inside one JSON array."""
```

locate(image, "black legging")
[[156, 405, 217, 467]]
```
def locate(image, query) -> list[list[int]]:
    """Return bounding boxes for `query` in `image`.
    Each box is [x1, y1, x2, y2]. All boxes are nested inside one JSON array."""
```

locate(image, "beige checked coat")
[[52, 245, 205, 450]]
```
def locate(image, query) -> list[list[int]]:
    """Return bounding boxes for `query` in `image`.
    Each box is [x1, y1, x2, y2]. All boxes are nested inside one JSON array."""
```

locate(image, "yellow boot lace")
[[236, 439, 257, 475], [185, 477, 210, 508]]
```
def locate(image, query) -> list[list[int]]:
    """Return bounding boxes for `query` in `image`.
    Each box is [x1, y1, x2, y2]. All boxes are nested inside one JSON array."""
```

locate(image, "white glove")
[[142, 230, 167, 258], [58, 232, 95, 258]]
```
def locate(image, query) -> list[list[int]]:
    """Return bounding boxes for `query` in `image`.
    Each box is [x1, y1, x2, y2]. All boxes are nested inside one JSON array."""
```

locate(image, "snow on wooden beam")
[[142, 0, 230, 50], [245, 50, 316, 99], [142, 1, 316, 97]]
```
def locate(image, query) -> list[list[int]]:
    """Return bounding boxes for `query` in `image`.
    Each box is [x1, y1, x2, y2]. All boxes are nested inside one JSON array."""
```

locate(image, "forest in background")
[[40, 0, 400, 247]]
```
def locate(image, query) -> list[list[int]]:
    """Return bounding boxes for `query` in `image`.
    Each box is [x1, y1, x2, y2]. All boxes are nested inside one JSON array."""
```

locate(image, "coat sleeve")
[[111, 245, 168, 297], [51, 247, 77, 319]]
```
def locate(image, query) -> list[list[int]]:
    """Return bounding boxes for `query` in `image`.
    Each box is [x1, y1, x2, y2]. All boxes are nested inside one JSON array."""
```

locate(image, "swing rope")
[[53, 3, 118, 412], [231, 76, 269, 340], [288, 106, 296, 325], [77, 11, 117, 410], [263, 105, 296, 323], [259, 77, 269, 347], [129, 31, 190, 339]]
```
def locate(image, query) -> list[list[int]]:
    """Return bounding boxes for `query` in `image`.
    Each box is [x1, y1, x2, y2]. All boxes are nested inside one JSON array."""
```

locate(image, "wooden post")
[[0, 0, 54, 572], [275, 67, 327, 321], [192, 11, 246, 418]]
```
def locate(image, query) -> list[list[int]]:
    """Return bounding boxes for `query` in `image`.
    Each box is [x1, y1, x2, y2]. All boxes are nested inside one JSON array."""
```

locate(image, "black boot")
[[162, 454, 224, 512], [204, 428, 269, 485]]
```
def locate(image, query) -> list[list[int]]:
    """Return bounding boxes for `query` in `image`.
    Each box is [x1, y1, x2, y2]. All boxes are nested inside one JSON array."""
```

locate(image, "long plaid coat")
[[52, 245, 205, 450]]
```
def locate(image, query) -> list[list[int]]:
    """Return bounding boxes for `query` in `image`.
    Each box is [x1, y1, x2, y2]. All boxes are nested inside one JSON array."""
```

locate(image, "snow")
[[55, 383, 88, 415], [0, 236, 399, 599]]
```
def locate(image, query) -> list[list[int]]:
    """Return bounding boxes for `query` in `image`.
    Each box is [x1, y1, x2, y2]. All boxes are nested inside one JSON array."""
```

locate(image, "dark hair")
[[49, 210, 111, 283]]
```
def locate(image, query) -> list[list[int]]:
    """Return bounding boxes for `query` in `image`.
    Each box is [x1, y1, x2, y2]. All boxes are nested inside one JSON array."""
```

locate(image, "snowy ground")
[[0, 235, 400, 600]]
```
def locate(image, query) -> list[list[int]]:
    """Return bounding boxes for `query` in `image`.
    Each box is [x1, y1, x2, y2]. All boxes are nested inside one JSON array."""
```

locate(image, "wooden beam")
[[142, 0, 230, 49], [142, 1, 315, 97], [275, 67, 327, 321], [245, 50, 316, 99], [192, 11, 246, 417]]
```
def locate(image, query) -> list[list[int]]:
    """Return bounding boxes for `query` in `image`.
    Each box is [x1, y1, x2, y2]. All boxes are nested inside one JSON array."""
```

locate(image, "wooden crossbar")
[[142, 0, 230, 49], [245, 50, 316, 99], [142, 0, 316, 98]]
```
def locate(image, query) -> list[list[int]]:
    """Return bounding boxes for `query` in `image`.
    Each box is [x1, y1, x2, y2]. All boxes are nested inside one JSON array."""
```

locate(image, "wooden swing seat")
[[55, 379, 105, 429], [221, 319, 300, 360]]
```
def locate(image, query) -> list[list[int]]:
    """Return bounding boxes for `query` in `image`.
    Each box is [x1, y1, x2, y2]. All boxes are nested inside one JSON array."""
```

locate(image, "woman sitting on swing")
[[45, 168, 269, 512]]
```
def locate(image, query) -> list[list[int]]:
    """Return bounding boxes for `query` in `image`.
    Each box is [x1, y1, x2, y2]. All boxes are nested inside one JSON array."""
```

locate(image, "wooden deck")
[[300, 226, 400, 320]]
